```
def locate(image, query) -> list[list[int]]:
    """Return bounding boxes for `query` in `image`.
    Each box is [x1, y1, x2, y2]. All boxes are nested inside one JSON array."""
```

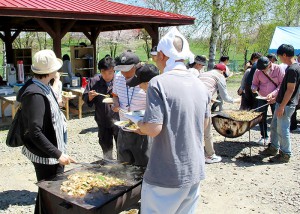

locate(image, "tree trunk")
[[208, 0, 221, 70]]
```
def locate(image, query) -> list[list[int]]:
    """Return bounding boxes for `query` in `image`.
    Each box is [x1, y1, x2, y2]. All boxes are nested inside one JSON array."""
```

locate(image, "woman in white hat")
[[16, 49, 75, 214]]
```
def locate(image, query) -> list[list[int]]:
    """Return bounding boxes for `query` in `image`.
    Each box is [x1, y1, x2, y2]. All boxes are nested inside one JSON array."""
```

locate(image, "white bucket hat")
[[31, 50, 63, 74]]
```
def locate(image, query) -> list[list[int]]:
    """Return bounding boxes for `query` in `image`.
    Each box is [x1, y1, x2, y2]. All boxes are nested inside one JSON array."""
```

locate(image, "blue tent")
[[269, 27, 300, 56]]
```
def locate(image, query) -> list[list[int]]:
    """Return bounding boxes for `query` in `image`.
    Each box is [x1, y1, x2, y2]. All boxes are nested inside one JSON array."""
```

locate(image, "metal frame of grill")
[[37, 160, 144, 214]]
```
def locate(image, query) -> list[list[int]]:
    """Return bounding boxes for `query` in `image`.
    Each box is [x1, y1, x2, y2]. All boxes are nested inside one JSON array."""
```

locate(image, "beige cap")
[[31, 50, 63, 74]]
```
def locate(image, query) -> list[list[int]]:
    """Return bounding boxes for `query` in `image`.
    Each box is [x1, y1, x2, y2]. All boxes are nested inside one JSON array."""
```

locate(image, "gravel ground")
[[0, 87, 299, 214]]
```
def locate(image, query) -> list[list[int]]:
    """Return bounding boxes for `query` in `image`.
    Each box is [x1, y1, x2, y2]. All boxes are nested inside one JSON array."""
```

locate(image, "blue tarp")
[[269, 27, 300, 56]]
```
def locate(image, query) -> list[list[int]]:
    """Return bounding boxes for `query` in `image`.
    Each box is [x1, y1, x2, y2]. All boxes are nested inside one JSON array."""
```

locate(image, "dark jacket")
[[17, 79, 62, 159], [83, 75, 119, 128]]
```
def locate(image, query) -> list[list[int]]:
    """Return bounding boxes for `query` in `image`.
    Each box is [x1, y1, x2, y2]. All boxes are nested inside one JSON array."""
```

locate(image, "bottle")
[[17, 60, 24, 83], [81, 77, 87, 89]]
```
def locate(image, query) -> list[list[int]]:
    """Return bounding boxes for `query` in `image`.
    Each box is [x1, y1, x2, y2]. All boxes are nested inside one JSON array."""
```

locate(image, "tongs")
[[73, 162, 101, 168], [250, 103, 269, 112]]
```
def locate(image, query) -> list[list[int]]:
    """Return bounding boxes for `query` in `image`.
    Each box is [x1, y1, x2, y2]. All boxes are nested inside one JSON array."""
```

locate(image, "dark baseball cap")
[[114, 51, 140, 72], [194, 55, 207, 65], [126, 64, 159, 87], [257, 57, 270, 70], [266, 53, 278, 61]]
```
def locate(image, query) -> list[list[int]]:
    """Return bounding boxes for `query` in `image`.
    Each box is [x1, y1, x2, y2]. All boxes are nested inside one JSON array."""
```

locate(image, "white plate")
[[256, 96, 267, 100], [62, 94, 76, 99], [103, 98, 113, 104], [114, 120, 138, 132]]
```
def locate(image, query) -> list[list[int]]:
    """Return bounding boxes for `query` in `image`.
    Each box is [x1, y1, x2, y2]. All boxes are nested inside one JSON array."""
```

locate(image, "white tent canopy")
[[269, 27, 300, 56]]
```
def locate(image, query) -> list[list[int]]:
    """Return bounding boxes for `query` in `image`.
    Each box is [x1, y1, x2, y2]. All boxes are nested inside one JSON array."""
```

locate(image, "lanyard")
[[126, 86, 135, 109]]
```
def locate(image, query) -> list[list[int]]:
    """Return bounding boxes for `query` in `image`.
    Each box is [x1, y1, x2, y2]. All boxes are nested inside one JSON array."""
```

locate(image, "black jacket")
[[82, 75, 119, 128], [17, 79, 62, 159]]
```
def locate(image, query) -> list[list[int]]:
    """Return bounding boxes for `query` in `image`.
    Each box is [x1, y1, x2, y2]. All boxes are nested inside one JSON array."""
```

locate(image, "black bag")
[[6, 105, 27, 147]]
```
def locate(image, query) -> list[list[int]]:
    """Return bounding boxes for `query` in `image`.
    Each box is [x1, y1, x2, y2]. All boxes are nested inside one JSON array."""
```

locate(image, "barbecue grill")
[[37, 160, 144, 214], [212, 111, 263, 138], [211, 111, 263, 156]]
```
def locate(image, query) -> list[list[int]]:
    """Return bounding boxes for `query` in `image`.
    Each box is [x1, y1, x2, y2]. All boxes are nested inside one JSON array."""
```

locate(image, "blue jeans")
[[270, 103, 295, 155]]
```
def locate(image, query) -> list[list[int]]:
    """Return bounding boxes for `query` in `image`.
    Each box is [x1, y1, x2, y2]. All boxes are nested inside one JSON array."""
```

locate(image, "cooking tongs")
[[250, 103, 269, 112], [95, 92, 110, 98], [73, 162, 102, 168]]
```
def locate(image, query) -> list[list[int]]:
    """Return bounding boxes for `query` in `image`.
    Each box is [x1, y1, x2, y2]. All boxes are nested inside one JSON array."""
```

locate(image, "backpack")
[[6, 105, 28, 147]]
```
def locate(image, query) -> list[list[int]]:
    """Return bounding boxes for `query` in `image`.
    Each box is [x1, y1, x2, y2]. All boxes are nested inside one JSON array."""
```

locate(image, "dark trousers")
[[290, 110, 298, 130], [97, 124, 119, 159], [240, 93, 250, 110], [257, 99, 275, 138], [244, 84, 258, 110], [117, 129, 150, 167], [211, 92, 224, 112], [33, 162, 64, 214]]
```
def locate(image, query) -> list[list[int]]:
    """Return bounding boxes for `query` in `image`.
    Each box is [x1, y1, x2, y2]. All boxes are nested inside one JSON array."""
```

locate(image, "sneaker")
[[259, 144, 278, 156], [256, 137, 269, 146], [205, 154, 222, 164], [269, 151, 290, 163]]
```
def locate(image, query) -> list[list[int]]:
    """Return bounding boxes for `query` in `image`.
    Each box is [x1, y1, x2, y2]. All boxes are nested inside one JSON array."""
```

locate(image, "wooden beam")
[[61, 20, 76, 38], [0, 32, 4, 41], [35, 18, 56, 38], [53, 20, 62, 58], [11, 28, 22, 41], [82, 30, 92, 41]]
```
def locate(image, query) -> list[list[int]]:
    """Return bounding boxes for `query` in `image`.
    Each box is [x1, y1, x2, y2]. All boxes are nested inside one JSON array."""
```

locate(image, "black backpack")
[[6, 105, 28, 147]]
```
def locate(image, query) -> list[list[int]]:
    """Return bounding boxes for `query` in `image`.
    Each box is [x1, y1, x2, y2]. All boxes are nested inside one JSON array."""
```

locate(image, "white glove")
[[124, 113, 143, 124]]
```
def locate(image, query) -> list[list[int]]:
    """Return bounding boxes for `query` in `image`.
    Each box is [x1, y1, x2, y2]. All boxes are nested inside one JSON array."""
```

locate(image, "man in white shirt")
[[112, 51, 150, 166]]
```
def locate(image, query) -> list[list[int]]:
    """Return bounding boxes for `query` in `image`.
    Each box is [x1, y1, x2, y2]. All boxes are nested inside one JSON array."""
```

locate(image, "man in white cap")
[[125, 27, 210, 213], [16, 50, 75, 214]]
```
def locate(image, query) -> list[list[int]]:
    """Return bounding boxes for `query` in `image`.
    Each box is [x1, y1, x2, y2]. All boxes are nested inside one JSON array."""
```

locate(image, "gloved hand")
[[124, 113, 143, 124]]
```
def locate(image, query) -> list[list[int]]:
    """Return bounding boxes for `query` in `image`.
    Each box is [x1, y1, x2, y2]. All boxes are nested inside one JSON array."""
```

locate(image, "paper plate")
[[62, 94, 76, 99], [114, 120, 138, 132], [256, 96, 267, 100], [103, 98, 113, 104]]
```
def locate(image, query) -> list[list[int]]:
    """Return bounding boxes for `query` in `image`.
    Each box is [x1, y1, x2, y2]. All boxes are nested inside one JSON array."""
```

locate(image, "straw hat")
[[31, 50, 63, 74]]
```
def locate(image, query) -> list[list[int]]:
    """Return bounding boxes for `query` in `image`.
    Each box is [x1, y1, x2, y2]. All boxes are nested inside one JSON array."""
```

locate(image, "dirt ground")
[[0, 90, 299, 214]]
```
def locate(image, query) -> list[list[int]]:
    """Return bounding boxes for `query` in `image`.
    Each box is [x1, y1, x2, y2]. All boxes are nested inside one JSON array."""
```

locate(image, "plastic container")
[[17, 60, 24, 83]]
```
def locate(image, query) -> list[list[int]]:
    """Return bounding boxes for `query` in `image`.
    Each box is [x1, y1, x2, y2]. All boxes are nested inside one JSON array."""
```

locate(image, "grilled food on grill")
[[222, 110, 261, 121], [60, 171, 126, 197]]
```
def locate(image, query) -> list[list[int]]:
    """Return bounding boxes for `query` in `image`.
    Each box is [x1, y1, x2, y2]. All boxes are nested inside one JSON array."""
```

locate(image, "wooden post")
[[0, 29, 21, 64], [144, 24, 159, 48], [83, 27, 101, 76]]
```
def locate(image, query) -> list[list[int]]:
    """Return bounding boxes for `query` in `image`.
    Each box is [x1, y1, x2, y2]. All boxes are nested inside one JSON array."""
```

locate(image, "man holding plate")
[[251, 56, 285, 145]]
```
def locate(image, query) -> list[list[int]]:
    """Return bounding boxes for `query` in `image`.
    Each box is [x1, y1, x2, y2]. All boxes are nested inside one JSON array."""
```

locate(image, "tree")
[[208, 0, 220, 70]]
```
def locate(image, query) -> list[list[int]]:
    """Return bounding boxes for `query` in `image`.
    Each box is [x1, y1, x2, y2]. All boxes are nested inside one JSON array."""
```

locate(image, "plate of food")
[[103, 97, 113, 104], [62, 91, 76, 98], [114, 120, 139, 132], [256, 95, 267, 100]]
